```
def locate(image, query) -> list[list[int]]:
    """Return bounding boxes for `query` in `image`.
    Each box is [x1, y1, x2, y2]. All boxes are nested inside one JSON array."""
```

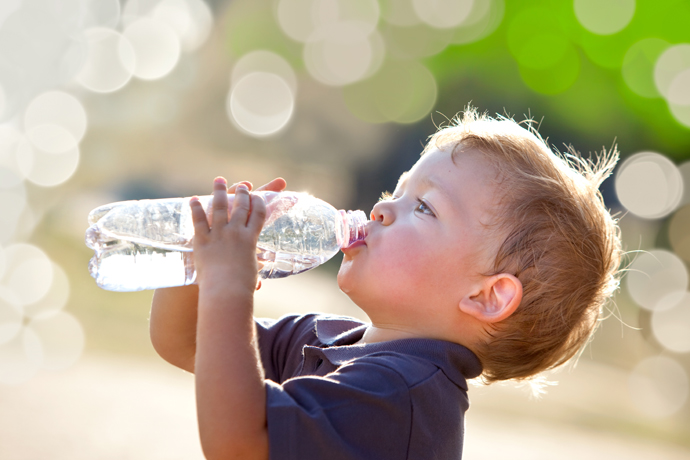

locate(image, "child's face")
[[338, 146, 501, 330]]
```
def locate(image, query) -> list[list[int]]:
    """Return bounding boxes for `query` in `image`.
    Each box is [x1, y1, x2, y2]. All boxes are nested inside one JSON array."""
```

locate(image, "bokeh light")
[[574, 0, 636, 35], [276, 0, 326, 43], [24, 91, 87, 154], [615, 151, 683, 219], [123, 17, 181, 80], [622, 38, 671, 98], [629, 356, 689, 418], [303, 21, 376, 86], [0, 127, 26, 190], [277, 0, 379, 43], [450, 0, 504, 45], [666, 68, 690, 106], [625, 249, 688, 311], [227, 72, 294, 137], [1, 243, 54, 307], [411, 0, 474, 30], [231, 50, 297, 93], [0, 184, 27, 245], [654, 44, 690, 100], [343, 59, 437, 124], [15, 138, 80, 187], [77, 28, 136, 93], [0, 287, 23, 345], [23, 263, 70, 320], [669, 103, 690, 129], [152, 0, 213, 52], [651, 292, 690, 353]]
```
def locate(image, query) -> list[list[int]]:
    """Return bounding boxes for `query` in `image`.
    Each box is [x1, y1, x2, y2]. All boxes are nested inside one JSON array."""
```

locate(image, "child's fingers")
[[255, 177, 287, 193], [211, 177, 229, 228], [229, 184, 251, 226], [190, 196, 209, 237], [227, 181, 252, 194], [247, 194, 267, 232]]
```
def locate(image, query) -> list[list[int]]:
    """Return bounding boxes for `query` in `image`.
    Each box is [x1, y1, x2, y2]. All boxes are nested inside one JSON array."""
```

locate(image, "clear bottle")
[[85, 191, 368, 292]]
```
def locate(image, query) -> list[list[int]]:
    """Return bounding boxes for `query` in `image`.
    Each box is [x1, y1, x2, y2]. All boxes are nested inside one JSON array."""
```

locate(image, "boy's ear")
[[459, 274, 522, 323]]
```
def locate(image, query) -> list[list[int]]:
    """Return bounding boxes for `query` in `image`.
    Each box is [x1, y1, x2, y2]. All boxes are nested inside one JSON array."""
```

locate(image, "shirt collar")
[[312, 316, 483, 389]]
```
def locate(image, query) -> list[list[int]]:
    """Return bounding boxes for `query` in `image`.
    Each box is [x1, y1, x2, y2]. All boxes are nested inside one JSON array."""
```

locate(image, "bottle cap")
[[340, 209, 368, 248]]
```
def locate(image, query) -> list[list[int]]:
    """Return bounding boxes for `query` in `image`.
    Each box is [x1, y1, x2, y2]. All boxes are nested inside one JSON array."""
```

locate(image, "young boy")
[[149, 108, 622, 460]]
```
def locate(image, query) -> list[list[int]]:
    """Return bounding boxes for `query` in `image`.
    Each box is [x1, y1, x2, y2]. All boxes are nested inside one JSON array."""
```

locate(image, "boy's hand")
[[192, 179, 271, 460], [190, 177, 267, 296]]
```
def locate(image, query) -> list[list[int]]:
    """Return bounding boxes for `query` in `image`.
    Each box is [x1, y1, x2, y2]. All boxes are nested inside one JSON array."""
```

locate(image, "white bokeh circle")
[[231, 50, 297, 93], [77, 27, 136, 93], [651, 292, 690, 353], [303, 21, 375, 86], [615, 151, 683, 219], [654, 44, 690, 100], [123, 17, 181, 80], [412, 0, 475, 29], [1, 243, 54, 306], [227, 72, 295, 137], [23, 262, 70, 320], [574, 0, 636, 35], [24, 91, 87, 154], [0, 287, 23, 346], [625, 249, 688, 311], [15, 138, 80, 187]]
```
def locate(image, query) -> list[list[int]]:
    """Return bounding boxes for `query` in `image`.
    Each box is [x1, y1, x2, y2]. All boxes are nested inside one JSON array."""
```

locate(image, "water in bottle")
[[85, 191, 368, 291]]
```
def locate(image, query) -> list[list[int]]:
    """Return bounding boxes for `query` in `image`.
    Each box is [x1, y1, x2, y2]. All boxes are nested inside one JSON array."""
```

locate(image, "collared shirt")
[[256, 313, 483, 460]]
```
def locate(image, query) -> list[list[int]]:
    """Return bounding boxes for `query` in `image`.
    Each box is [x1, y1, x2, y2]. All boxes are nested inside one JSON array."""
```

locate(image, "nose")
[[370, 200, 395, 225]]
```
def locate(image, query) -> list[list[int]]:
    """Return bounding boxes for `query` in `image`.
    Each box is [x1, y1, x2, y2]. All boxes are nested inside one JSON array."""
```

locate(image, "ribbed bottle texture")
[[85, 191, 368, 291]]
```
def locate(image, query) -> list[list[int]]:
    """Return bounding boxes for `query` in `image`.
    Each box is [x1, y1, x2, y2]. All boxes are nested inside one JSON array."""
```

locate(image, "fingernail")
[[237, 184, 248, 191], [214, 177, 227, 185]]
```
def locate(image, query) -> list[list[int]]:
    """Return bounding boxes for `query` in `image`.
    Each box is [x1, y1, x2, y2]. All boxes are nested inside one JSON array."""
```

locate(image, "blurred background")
[[1, 0, 689, 458]]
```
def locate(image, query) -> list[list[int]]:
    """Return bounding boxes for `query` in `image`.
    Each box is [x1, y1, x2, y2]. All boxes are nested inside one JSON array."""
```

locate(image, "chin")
[[337, 260, 363, 297]]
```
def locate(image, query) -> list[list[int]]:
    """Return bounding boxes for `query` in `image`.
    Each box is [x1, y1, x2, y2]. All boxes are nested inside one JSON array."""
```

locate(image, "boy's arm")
[[149, 178, 286, 374], [150, 285, 199, 372], [191, 178, 268, 460]]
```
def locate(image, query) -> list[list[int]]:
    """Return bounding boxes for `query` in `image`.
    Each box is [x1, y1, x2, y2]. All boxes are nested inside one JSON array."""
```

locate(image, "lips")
[[341, 239, 367, 254]]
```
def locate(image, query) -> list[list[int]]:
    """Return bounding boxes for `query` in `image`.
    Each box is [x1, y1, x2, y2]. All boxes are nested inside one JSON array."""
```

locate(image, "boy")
[[149, 108, 622, 459]]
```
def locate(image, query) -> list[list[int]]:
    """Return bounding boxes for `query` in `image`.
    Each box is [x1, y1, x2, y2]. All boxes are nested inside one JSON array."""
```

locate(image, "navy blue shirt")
[[256, 314, 483, 460]]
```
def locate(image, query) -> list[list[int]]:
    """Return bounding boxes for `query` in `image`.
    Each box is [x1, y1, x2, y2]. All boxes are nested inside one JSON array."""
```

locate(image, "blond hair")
[[428, 108, 622, 383]]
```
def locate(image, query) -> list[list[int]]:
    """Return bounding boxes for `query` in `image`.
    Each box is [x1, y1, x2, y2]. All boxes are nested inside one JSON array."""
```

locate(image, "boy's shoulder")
[[257, 313, 482, 389]]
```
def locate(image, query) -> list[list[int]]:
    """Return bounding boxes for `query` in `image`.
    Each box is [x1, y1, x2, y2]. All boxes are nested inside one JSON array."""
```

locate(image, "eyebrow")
[[395, 172, 452, 199], [421, 175, 453, 202]]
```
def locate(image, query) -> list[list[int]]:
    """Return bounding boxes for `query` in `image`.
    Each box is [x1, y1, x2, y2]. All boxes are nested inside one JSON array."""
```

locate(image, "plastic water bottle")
[[85, 191, 368, 292]]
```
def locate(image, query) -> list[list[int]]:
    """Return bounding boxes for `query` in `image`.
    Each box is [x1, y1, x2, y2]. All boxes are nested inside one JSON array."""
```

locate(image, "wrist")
[[197, 277, 256, 307]]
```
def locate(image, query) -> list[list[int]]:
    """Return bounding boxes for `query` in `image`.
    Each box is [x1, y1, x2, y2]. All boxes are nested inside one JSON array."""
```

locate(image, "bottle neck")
[[339, 210, 368, 248]]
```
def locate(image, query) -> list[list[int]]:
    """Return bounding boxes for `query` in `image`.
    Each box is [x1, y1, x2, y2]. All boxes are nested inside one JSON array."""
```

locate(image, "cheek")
[[373, 238, 439, 287]]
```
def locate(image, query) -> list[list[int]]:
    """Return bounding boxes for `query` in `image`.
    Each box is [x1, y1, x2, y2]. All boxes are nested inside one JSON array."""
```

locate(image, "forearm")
[[150, 285, 199, 373], [195, 283, 268, 460]]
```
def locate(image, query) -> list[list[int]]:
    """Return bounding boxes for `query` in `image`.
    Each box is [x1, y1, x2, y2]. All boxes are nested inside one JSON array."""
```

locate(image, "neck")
[[356, 324, 425, 345]]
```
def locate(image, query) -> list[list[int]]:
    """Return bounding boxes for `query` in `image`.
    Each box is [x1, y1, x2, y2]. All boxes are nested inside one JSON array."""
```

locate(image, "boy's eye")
[[415, 199, 435, 216]]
